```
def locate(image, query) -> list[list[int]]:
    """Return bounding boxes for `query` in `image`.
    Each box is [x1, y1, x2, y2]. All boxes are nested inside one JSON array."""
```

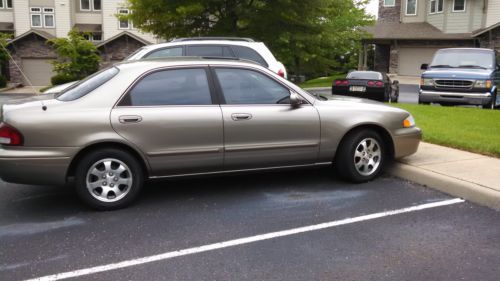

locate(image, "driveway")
[[1, 169, 499, 281]]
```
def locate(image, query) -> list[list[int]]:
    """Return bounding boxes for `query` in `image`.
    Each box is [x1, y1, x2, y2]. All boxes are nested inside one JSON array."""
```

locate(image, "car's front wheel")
[[75, 148, 144, 210], [335, 129, 386, 183]]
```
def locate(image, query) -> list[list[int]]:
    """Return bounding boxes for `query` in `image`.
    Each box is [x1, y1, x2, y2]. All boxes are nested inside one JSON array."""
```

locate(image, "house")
[[0, 0, 161, 86], [362, 0, 500, 76]]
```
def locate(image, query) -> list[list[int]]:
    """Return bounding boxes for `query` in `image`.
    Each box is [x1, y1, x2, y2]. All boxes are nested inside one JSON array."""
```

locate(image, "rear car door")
[[212, 66, 321, 170], [111, 67, 224, 176]]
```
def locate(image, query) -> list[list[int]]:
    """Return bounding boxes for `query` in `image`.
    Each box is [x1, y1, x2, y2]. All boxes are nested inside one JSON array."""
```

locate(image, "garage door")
[[398, 48, 440, 76], [21, 58, 55, 86]]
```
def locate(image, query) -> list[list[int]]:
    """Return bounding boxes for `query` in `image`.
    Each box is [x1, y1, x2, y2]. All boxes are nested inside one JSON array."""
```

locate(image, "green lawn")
[[393, 104, 500, 157], [299, 74, 346, 88]]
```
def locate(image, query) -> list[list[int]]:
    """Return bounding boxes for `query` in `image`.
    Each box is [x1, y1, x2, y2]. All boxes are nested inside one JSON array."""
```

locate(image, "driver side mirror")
[[420, 64, 429, 70], [290, 92, 302, 108]]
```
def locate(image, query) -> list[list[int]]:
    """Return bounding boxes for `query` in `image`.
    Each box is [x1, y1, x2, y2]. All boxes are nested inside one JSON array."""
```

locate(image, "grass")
[[299, 73, 346, 88], [393, 104, 500, 157]]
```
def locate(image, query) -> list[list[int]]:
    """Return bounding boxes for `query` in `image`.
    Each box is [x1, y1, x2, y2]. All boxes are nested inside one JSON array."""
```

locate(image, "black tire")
[[482, 92, 497, 109], [335, 129, 386, 183], [74, 148, 144, 210]]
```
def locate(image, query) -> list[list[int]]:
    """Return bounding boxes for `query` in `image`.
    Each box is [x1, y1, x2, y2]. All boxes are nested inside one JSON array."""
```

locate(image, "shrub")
[[51, 73, 77, 86], [0, 75, 7, 88]]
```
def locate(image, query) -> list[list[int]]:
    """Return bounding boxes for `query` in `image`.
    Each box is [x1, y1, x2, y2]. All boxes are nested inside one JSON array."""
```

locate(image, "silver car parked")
[[0, 58, 421, 210]]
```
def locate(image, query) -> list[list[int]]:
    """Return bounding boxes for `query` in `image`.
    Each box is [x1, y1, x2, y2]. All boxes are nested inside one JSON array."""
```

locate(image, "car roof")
[[438, 48, 494, 52], [139, 40, 264, 51], [115, 56, 265, 70]]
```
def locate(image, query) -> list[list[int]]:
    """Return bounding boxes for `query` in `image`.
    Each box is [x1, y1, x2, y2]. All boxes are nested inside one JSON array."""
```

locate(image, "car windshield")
[[347, 71, 382, 80], [430, 49, 494, 69], [56, 67, 119, 101]]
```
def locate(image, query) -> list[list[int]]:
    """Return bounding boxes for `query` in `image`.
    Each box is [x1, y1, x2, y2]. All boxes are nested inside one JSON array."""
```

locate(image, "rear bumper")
[[0, 147, 76, 185], [419, 90, 492, 105], [332, 88, 386, 102], [392, 127, 422, 159]]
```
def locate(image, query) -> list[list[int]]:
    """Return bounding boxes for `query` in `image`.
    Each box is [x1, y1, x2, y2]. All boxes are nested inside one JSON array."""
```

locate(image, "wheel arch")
[[66, 141, 150, 181], [335, 124, 395, 160]]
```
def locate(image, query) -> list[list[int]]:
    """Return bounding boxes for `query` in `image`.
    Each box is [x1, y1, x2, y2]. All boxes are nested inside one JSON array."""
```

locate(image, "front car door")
[[111, 67, 224, 176], [212, 66, 321, 170]]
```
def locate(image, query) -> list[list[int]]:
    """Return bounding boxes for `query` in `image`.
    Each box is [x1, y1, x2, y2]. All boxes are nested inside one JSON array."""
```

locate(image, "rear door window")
[[120, 68, 213, 106], [186, 45, 234, 57], [231, 46, 268, 67]]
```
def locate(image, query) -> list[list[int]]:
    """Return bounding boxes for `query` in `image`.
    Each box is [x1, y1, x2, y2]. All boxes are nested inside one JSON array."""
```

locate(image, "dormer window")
[[406, 0, 417, 15], [453, 0, 466, 12], [384, 0, 395, 7]]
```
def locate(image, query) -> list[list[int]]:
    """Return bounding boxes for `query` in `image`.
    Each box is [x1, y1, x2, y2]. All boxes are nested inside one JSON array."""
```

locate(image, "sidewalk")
[[389, 142, 500, 211]]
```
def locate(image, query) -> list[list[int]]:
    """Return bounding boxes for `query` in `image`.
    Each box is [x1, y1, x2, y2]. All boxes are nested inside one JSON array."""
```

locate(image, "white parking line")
[[26, 198, 465, 281]]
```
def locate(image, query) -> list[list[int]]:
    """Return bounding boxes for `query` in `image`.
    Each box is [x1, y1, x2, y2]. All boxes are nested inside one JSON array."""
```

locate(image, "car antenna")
[[1, 40, 47, 110]]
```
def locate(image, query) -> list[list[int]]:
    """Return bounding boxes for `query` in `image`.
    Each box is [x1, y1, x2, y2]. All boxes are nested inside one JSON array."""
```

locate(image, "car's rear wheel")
[[335, 129, 386, 183], [482, 92, 497, 109], [75, 148, 144, 210]]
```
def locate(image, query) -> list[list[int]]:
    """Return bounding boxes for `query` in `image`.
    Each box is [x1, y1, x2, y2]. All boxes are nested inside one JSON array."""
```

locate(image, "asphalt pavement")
[[1, 169, 500, 281]]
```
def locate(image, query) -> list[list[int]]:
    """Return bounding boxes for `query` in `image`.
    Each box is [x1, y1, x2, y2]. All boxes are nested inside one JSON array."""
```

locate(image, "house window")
[[430, 0, 443, 13], [0, 0, 12, 9], [384, 0, 395, 7], [406, 0, 417, 15], [30, 7, 56, 28], [453, 0, 466, 12], [83, 33, 102, 42], [118, 9, 131, 29], [80, 0, 101, 11]]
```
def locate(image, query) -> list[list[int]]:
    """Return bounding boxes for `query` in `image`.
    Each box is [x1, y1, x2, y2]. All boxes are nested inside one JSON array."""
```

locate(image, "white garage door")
[[21, 58, 55, 86], [398, 48, 440, 76]]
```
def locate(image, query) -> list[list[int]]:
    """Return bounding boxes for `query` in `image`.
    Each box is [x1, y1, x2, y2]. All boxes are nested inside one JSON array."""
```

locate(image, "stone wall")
[[99, 35, 146, 68], [8, 33, 56, 84], [374, 44, 390, 73], [378, 0, 401, 23]]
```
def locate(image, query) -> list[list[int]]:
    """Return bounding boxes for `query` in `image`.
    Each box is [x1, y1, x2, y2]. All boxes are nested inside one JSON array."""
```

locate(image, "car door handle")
[[231, 113, 252, 121], [119, 115, 143, 124]]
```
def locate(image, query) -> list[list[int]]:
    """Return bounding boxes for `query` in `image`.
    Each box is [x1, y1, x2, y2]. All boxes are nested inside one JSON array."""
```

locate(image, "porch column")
[[363, 44, 368, 70]]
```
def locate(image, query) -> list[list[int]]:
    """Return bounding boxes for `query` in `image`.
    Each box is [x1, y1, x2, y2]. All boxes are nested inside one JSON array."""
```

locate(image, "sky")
[[365, 0, 379, 18]]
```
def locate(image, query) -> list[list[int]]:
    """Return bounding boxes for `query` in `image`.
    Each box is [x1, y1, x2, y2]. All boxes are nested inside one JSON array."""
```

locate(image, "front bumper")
[[0, 146, 76, 185], [419, 90, 492, 105], [392, 127, 422, 159]]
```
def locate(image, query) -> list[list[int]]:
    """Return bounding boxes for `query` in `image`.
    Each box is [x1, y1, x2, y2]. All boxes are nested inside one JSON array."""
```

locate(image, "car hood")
[[319, 95, 406, 112], [422, 68, 493, 79]]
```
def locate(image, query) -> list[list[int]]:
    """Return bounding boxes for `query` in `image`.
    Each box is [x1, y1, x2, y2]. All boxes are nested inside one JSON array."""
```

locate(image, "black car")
[[332, 71, 399, 102]]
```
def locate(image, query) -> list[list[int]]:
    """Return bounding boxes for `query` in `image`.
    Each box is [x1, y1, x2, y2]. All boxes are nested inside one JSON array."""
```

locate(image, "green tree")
[[48, 29, 100, 85], [125, 0, 373, 77]]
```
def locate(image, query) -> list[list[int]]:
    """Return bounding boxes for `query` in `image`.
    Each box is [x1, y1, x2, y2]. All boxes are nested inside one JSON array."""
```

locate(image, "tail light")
[[277, 69, 285, 78], [368, 81, 384, 87], [335, 80, 349, 86], [0, 122, 24, 146]]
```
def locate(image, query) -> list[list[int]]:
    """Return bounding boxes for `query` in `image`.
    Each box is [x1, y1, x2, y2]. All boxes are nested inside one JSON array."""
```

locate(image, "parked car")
[[419, 48, 500, 109], [126, 37, 288, 78], [0, 58, 421, 210], [332, 71, 399, 102]]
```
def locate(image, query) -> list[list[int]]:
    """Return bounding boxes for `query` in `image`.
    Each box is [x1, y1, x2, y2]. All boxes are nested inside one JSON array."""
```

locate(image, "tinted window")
[[124, 68, 212, 106], [187, 46, 234, 57], [145, 47, 183, 58], [57, 67, 119, 101], [215, 68, 289, 104], [232, 46, 268, 67], [347, 71, 382, 80]]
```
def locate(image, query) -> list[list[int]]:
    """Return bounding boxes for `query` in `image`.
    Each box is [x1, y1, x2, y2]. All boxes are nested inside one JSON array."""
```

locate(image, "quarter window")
[[215, 68, 290, 105], [384, 0, 395, 7], [231, 46, 269, 67], [123, 68, 212, 106], [186, 46, 234, 57], [406, 0, 417, 15], [145, 47, 183, 58], [453, 0, 465, 12]]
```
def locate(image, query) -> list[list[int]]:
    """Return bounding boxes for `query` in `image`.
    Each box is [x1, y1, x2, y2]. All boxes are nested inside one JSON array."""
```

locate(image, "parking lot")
[[1, 168, 500, 281]]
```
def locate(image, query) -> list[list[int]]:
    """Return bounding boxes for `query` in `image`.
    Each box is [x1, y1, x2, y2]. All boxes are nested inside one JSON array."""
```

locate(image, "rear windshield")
[[430, 49, 495, 69], [57, 67, 119, 101], [347, 71, 382, 80]]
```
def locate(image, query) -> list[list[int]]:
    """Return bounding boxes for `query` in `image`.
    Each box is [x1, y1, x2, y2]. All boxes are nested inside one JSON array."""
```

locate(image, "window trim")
[[6, 0, 11, 9], [405, 0, 418, 16], [30, 7, 42, 28], [452, 0, 466, 12], [118, 8, 131, 30], [30, 6, 56, 28], [116, 66, 219, 107], [93, 0, 101, 11], [429, 0, 443, 14], [43, 14, 55, 28], [80, 0, 91, 11], [383, 0, 396, 7]]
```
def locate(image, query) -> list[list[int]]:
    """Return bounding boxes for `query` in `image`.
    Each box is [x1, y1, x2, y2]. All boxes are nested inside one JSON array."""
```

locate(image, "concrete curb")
[[388, 162, 500, 211]]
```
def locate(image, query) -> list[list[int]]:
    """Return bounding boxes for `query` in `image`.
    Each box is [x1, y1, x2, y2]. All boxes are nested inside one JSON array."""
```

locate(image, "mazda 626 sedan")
[[0, 58, 421, 210]]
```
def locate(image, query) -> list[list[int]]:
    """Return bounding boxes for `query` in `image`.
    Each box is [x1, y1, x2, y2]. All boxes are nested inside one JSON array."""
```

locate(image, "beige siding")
[[75, 12, 102, 24], [0, 10, 14, 22], [445, 0, 471, 33], [402, 0, 427, 22], [29, 0, 54, 6], [428, 12, 445, 30], [470, 0, 484, 30], [55, 0, 71, 37], [13, 0, 30, 36], [101, 0, 157, 43], [486, 0, 500, 27]]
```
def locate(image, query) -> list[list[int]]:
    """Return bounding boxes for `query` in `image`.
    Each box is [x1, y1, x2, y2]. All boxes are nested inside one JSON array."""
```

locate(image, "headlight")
[[420, 78, 434, 86], [474, 80, 492, 88], [403, 115, 415, 128]]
